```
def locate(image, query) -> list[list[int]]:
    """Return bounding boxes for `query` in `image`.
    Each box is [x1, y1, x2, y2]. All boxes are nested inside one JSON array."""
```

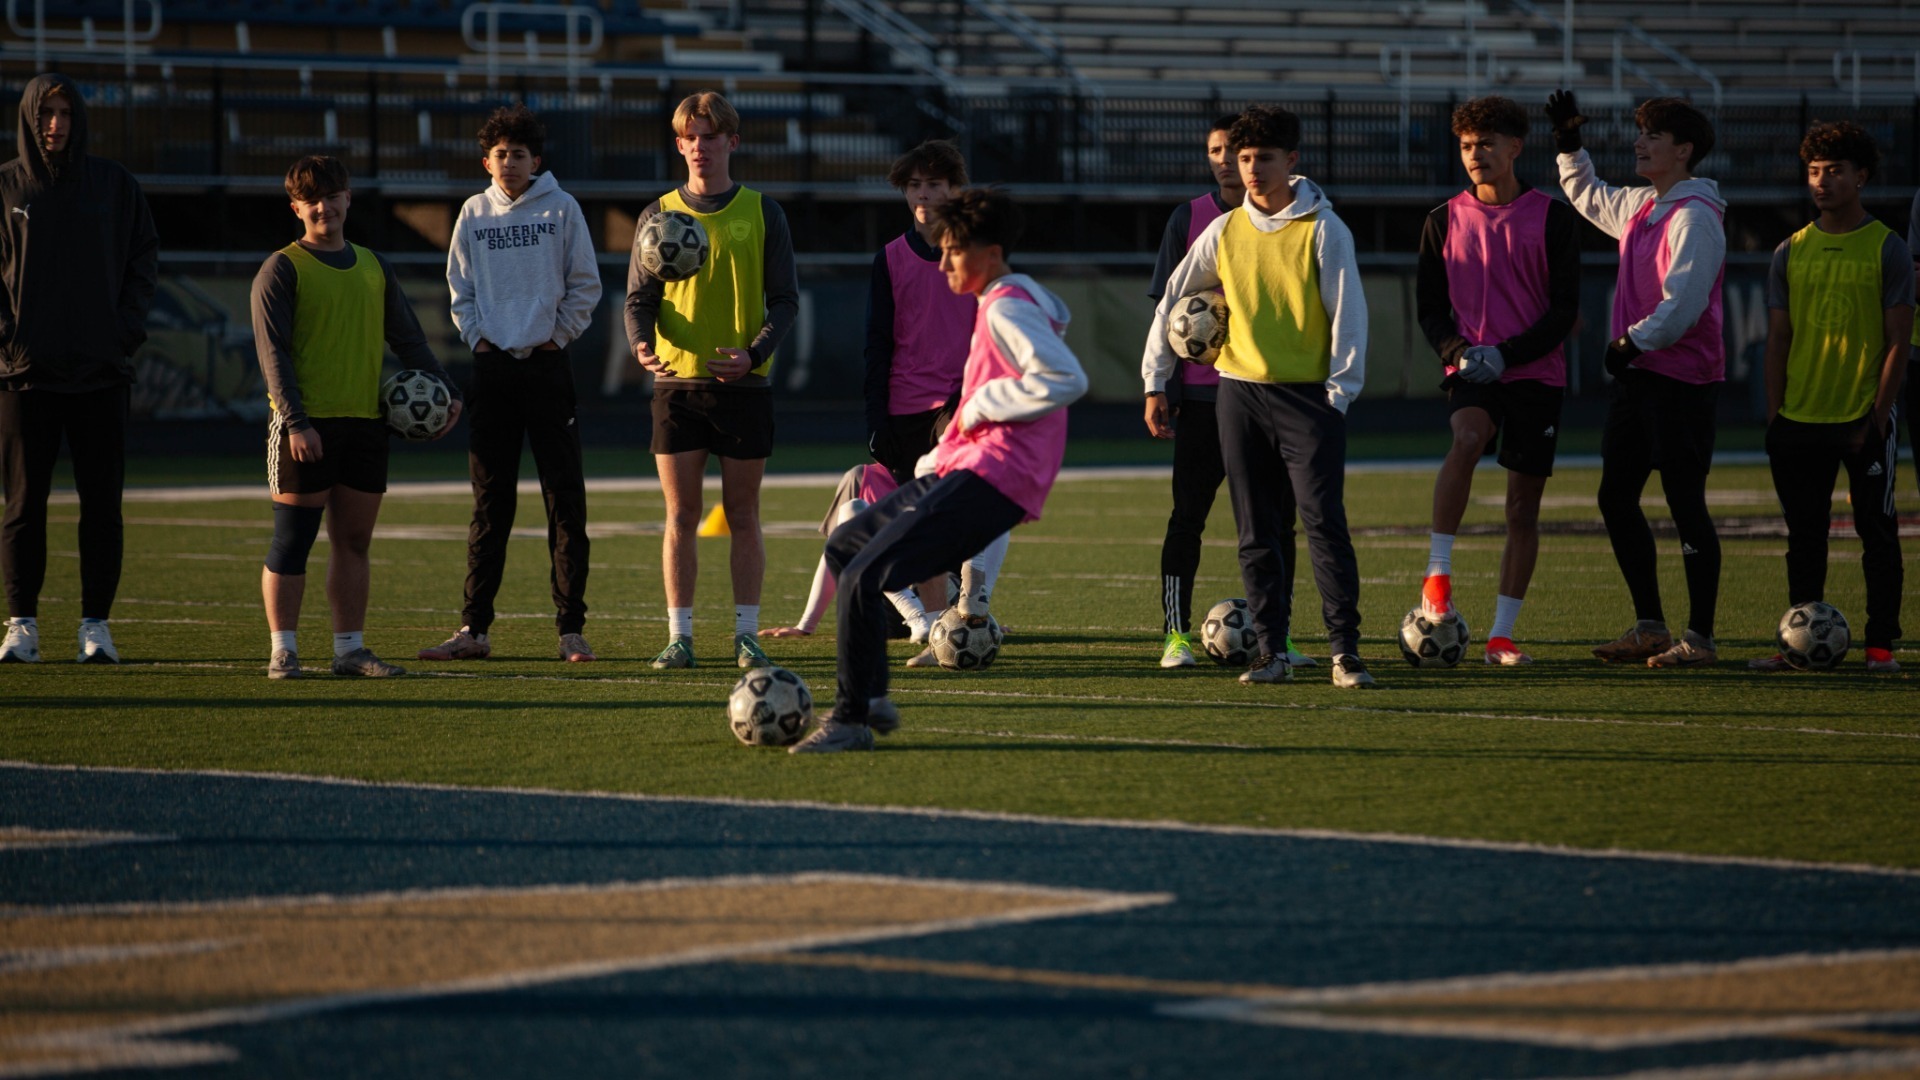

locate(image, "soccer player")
[[1143, 105, 1373, 689], [1906, 187, 1920, 498], [418, 106, 602, 665], [793, 188, 1087, 753], [1144, 114, 1313, 672], [1549, 91, 1727, 668], [625, 91, 799, 670], [252, 155, 461, 678], [0, 73, 158, 664], [1415, 95, 1580, 665], [1749, 122, 1910, 674]]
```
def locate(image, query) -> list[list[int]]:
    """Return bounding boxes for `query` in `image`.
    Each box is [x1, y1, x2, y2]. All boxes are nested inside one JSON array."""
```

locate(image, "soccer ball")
[[637, 210, 710, 281], [1399, 608, 1470, 668], [381, 369, 453, 441], [1200, 598, 1258, 666], [1166, 291, 1229, 364], [928, 608, 1003, 671], [1777, 601, 1850, 670], [728, 665, 814, 746]]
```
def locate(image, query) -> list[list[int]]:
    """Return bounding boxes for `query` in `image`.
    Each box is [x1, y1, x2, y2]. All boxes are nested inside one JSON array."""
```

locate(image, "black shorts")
[[268, 415, 389, 496], [1447, 378, 1565, 477], [650, 387, 775, 459], [1602, 369, 1719, 478], [875, 400, 959, 483]]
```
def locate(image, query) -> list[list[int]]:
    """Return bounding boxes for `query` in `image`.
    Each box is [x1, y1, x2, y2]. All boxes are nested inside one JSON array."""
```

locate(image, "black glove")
[[1604, 334, 1643, 379], [1545, 89, 1587, 155]]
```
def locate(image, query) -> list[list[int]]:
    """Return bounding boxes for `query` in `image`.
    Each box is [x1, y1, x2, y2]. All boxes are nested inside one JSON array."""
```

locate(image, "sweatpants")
[[0, 385, 127, 620], [1157, 398, 1299, 635], [1766, 414, 1904, 649], [1216, 378, 1362, 658], [460, 350, 590, 636], [824, 470, 1025, 722], [1597, 370, 1721, 638]]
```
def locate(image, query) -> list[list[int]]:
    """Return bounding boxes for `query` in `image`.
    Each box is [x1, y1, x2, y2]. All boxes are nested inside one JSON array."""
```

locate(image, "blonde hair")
[[672, 91, 739, 138]]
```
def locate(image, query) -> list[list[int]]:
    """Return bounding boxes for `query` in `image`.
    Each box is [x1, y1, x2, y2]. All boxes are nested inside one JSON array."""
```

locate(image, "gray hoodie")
[[955, 272, 1086, 433], [447, 171, 601, 358]]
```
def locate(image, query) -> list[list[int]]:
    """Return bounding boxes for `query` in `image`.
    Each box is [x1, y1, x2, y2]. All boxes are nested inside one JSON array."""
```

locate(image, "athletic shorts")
[[268, 415, 389, 496], [1447, 378, 1565, 477], [874, 400, 959, 483], [1602, 369, 1719, 477], [650, 387, 775, 459]]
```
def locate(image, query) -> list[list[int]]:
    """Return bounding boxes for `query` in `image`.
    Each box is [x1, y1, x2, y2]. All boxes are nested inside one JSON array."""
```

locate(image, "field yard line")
[[5, 759, 1917, 880]]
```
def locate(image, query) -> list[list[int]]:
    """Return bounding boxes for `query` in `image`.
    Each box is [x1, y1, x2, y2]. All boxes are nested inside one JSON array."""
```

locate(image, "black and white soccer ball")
[[728, 665, 814, 746], [1166, 290, 1230, 365], [1777, 601, 1850, 670], [928, 608, 1003, 671], [380, 369, 453, 441], [1200, 598, 1258, 666], [1399, 607, 1470, 668], [637, 210, 710, 281]]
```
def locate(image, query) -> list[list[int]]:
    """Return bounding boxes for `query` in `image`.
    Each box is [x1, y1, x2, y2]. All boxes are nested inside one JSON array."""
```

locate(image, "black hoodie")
[[0, 73, 159, 392]]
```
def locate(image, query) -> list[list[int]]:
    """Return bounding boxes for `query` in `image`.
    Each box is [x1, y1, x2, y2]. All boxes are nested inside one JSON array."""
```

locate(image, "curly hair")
[[929, 187, 1023, 256], [886, 139, 968, 189], [284, 155, 350, 202], [1799, 120, 1880, 175], [1227, 104, 1301, 154], [1634, 98, 1716, 170], [1451, 95, 1528, 140], [477, 104, 546, 158]]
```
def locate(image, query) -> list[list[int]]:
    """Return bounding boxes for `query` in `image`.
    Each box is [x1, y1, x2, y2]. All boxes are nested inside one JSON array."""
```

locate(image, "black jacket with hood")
[[0, 73, 160, 393]]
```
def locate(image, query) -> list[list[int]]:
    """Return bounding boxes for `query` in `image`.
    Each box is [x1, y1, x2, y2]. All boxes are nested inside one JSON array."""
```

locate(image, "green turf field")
[[2, 462, 1914, 869]]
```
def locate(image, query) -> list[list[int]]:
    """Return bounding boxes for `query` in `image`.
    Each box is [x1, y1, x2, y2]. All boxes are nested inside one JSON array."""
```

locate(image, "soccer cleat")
[[267, 649, 302, 679], [788, 714, 876, 754], [1420, 573, 1454, 620], [905, 646, 940, 668], [1865, 648, 1900, 674], [867, 696, 902, 736], [332, 648, 406, 677], [558, 633, 596, 662], [1284, 637, 1317, 668], [1160, 631, 1197, 669], [0, 619, 39, 663], [1592, 620, 1671, 663], [1484, 636, 1532, 666], [417, 628, 490, 661], [734, 632, 771, 669], [1331, 653, 1377, 689], [1648, 630, 1716, 669], [905, 611, 934, 644], [76, 621, 118, 664], [651, 636, 696, 669], [1239, 653, 1293, 684], [1747, 653, 1793, 672]]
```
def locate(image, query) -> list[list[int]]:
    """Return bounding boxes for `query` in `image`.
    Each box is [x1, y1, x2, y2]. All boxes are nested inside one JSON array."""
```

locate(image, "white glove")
[[1459, 345, 1506, 385]]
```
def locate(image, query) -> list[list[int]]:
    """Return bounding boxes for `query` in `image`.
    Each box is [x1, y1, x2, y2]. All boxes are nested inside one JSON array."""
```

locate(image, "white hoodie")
[[1141, 176, 1368, 414], [447, 171, 602, 358], [957, 272, 1086, 432]]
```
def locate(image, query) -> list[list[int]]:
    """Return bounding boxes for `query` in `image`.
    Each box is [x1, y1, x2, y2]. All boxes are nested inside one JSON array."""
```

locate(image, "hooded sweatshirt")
[[0, 73, 160, 393], [1141, 177, 1368, 414], [447, 170, 601, 358]]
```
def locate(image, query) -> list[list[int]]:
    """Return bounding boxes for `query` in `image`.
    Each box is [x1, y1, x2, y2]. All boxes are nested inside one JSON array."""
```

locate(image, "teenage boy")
[[1143, 114, 1313, 672], [251, 155, 461, 678], [1143, 105, 1373, 689], [1415, 95, 1581, 665], [1549, 90, 1727, 668], [793, 189, 1087, 753], [1907, 187, 1920, 498], [1750, 122, 1910, 674], [419, 106, 601, 665], [0, 73, 158, 664], [625, 91, 799, 670]]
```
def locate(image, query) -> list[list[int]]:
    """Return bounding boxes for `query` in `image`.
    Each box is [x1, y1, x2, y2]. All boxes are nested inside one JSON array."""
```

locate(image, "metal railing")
[[461, 2, 604, 90], [8, 0, 160, 74], [1614, 23, 1722, 109], [1833, 48, 1920, 106]]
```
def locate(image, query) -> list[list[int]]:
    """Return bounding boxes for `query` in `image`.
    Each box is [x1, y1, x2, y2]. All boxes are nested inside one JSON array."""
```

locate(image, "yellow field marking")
[[741, 950, 1290, 999]]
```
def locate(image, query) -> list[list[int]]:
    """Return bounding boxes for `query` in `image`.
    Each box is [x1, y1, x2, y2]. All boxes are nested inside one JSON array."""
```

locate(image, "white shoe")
[[76, 621, 119, 664], [1, 619, 40, 663], [905, 611, 934, 644]]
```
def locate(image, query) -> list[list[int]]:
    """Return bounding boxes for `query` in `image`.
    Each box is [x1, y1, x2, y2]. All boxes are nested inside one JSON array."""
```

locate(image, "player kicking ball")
[[1415, 96, 1580, 665], [792, 189, 1087, 753]]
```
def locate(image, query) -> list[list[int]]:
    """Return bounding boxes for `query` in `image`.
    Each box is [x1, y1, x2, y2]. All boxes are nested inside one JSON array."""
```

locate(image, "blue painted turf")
[[3, 763, 1917, 1078]]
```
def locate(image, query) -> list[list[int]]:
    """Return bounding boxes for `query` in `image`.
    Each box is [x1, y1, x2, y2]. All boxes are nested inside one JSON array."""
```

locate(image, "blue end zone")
[[3, 763, 1917, 1078]]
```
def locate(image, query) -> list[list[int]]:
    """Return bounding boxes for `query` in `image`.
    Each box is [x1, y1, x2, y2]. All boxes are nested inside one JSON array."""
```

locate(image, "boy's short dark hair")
[[284, 155, 350, 202], [1799, 120, 1879, 176], [930, 187, 1023, 256], [1451, 96, 1528, 140], [886, 139, 968, 189], [1209, 113, 1240, 135], [1227, 105, 1301, 154], [1634, 98, 1716, 170], [478, 104, 546, 158]]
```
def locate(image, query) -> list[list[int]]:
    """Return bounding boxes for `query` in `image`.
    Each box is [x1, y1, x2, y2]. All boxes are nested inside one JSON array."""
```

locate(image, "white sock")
[[1427, 533, 1455, 577], [960, 532, 1012, 615], [887, 586, 927, 625], [734, 604, 759, 636], [333, 630, 363, 658], [668, 607, 693, 639], [797, 555, 835, 633], [1490, 595, 1523, 641], [271, 630, 296, 654]]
